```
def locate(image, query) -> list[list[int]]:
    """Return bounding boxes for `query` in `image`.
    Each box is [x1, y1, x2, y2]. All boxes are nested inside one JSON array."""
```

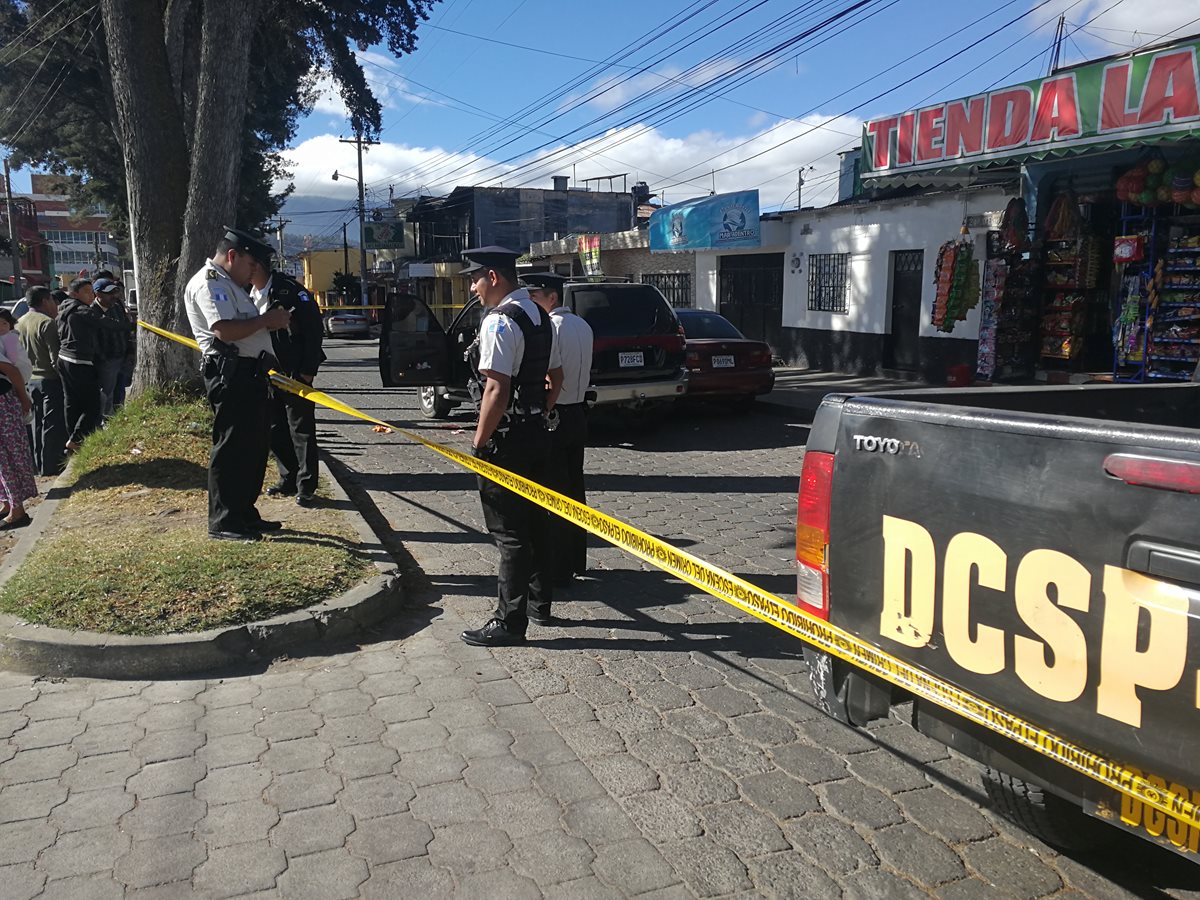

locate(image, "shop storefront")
[[861, 34, 1200, 383]]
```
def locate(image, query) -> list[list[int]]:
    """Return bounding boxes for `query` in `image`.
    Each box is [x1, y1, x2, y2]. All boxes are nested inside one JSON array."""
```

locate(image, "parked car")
[[675, 308, 773, 405], [379, 281, 689, 419], [324, 308, 371, 339]]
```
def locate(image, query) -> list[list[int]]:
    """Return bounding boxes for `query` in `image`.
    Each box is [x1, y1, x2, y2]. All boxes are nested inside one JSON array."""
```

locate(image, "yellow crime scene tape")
[[139, 319, 1199, 832]]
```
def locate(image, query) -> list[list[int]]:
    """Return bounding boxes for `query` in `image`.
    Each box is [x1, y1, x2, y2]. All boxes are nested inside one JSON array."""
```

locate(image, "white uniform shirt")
[[250, 275, 274, 313], [476, 288, 561, 377], [549, 306, 593, 405], [184, 261, 272, 358]]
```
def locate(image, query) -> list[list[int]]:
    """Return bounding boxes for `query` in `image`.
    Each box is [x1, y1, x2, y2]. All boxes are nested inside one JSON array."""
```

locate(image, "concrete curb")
[[0, 458, 402, 679]]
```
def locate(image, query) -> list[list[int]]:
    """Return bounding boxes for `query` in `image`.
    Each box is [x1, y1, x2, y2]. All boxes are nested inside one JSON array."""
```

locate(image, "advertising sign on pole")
[[364, 221, 406, 250]]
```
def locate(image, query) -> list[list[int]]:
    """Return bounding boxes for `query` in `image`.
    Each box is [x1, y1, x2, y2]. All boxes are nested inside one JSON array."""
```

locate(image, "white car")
[[323, 310, 371, 338]]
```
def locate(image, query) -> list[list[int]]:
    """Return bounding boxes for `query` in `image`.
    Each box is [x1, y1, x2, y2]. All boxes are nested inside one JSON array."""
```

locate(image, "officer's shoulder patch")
[[488, 317, 507, 334], [298, 291, 311, 303], [211, 289, 231, 305], [206, 269, 219, 280]]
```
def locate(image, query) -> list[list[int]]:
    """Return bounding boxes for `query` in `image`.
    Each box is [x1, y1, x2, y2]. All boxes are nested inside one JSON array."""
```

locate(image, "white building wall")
[[781, 187, 1010, 342]]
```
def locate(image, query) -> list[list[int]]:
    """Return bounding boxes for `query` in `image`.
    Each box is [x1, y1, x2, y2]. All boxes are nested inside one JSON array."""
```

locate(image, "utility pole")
[[339, 133, 379, 308], [3, 157, 22, 294], [1048, 15, 1065, 75], [798, 169, 805, 210], [342, 222, 350, 292], [274, 216, 290, 271], [93, 232, 103, 272]]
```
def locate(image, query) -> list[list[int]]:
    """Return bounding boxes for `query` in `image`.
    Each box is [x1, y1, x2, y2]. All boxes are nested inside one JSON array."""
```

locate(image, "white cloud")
[[562, 58, 744, 113], [1046, 0, 1199, 51], [283, 113, 861, 212], [311, 50, 429, 121]]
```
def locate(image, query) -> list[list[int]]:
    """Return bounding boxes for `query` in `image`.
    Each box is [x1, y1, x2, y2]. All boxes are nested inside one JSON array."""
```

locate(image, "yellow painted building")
[[299, 248, 378, 296]]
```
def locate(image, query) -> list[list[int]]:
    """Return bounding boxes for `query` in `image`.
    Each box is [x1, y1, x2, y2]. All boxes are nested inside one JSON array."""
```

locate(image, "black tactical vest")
[[469, 299, 553, 416]]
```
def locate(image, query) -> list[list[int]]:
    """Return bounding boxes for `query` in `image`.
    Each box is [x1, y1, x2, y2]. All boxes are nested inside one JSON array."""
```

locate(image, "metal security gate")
[[718, 253, 784, 353], [884, 250, 923, 372], [642, 272, 693, 308]]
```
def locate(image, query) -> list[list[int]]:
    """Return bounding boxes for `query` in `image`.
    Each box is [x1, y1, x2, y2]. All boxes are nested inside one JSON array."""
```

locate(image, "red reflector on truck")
[[1104, 454, 1200, 494], [796, 451, 834, 619]]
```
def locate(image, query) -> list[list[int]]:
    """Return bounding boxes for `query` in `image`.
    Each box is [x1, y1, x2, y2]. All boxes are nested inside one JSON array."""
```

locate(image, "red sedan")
[[676, 309, 774, 405]]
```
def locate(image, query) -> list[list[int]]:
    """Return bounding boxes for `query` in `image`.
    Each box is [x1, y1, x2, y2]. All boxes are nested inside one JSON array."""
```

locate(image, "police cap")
[[221, 226, 274, 267], [520, 273, 567, 295], [461, 245, 520, 276]]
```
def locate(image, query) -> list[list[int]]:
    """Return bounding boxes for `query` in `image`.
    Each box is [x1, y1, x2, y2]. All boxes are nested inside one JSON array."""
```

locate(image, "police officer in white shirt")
[[459, 247, 564, 647], [523, 273, 593, 585], [184, 227, 290, 542]]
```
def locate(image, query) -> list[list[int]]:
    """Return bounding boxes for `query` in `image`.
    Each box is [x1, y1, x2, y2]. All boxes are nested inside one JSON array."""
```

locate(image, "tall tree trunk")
[[100, 0, 191, 388], [172, 0, 263, 307]]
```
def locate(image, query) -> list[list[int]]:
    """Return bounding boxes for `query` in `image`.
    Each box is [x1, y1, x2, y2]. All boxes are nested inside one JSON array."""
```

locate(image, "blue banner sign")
[[649, 190, 761, 252]]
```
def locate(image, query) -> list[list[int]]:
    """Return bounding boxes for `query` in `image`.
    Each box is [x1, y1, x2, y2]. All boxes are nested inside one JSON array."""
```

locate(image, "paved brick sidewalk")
[[1, 341, 1197, 898]]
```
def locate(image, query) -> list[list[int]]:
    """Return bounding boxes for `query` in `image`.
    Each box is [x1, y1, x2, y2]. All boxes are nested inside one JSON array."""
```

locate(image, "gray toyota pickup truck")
[[796, 382, 1200, 861]]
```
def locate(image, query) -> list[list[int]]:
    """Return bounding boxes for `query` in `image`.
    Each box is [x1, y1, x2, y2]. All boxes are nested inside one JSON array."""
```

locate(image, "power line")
[[0, 4, 97, 70], [368, 0, 738, 189], [495, 0, 897, 192], [655, 0, 1065, 192], [412, 0, 887, 194], [647, 0, 1035, 193]]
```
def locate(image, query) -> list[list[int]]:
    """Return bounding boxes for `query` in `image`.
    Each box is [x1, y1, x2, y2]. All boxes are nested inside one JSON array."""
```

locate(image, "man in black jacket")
[[56, 277, 125, 451], [248, 260, 325, 506]]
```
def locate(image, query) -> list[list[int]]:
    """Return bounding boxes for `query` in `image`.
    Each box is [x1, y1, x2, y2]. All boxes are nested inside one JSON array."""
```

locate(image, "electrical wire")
[[408, 0, 887, 193], [0, 4, 96, 70], [618, 0, 1036, 196], [653, 0, 1064, 193], [494, 0, 898, 191]]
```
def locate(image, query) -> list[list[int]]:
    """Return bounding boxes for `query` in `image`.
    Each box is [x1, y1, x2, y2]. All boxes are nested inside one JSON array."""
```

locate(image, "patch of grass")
[[0, 389, 372, 635]]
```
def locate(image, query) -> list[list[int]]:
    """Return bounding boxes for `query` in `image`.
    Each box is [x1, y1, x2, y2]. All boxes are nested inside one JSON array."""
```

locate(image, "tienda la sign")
[[862, 38, 1200, 177]]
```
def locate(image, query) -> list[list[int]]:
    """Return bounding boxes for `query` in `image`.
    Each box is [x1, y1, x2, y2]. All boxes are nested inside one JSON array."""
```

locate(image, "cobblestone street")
[[0, 339, 1197, 898]]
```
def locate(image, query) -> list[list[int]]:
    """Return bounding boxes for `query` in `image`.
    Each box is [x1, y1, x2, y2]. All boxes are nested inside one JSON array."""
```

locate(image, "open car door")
[[379, 293, 451, 387]]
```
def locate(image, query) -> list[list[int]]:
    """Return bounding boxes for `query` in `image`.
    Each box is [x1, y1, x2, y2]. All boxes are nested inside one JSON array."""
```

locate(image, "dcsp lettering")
[[879, 515, 1195, 729]]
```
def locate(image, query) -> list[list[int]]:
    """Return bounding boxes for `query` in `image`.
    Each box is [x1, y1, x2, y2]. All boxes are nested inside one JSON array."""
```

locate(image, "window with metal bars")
[[642, 272, 693, 308], [807, 253, 849, 313]]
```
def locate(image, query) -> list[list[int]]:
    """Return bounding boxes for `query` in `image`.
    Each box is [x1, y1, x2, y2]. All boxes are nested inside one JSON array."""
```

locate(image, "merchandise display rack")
[[1038, 237, 1096, 364], [1113, 205, 1200, 382]]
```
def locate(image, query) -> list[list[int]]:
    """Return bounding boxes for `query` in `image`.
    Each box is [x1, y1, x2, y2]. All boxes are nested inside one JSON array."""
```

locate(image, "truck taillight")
[[796, 451, 833, 619]]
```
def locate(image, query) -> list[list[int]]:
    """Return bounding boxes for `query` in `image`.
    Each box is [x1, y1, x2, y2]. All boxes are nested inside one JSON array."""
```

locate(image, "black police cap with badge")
[[222, 226, 274, 268], [461, 246, 521, 276], [520, 273, 567, 296]]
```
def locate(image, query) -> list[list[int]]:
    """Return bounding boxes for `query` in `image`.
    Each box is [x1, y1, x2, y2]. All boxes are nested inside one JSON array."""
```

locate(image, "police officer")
[[523, 273, 593, 585], [183, 227, 291, 542], [248, 260, 326, 506], [460, 247, 564, 647]]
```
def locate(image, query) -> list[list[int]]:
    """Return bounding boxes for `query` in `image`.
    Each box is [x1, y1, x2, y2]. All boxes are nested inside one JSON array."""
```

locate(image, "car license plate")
[[619, 351, 644, 368], [712, 355, 735, 368]]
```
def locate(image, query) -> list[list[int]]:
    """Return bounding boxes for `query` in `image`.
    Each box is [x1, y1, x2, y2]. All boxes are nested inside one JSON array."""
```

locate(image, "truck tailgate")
[[825, 396, 1200, 789]]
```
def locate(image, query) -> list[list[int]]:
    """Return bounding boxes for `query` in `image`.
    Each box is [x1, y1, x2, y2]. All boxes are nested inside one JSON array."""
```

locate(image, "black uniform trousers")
[[29, 377, 66, 476], [543, 403, 588, 581], [270, 389, 319, 497], [203, 357, 270, 534], [59, 360, 101, 445], [477, 417, 554, 634]]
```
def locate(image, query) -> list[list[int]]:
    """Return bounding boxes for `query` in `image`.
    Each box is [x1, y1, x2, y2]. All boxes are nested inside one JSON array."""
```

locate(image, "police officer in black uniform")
[[249, 261, 326, 506], [183, 228, 290, 541], [460, 247, 564, 647]]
